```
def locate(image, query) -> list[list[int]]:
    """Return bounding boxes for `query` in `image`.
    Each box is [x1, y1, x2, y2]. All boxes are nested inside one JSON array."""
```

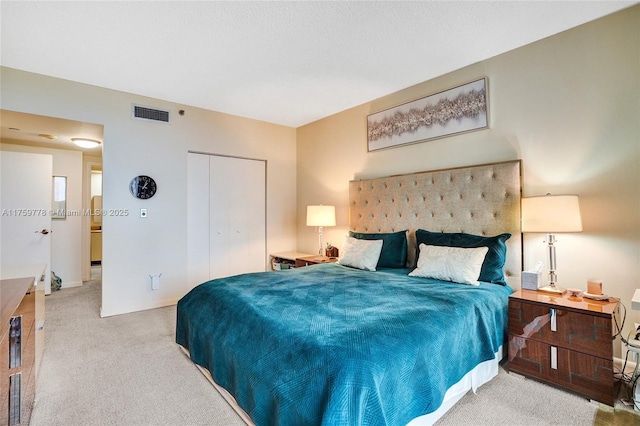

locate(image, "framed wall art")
[[367, 77, 488, 152]]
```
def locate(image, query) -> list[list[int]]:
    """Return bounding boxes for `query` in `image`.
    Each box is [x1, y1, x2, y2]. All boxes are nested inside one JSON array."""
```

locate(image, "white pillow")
[[337, 236, 383, 271], [409, 244, 489, 285]]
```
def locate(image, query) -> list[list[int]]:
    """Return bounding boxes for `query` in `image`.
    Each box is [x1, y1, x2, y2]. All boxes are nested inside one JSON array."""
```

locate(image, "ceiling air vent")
[[132, 104, 170, 124]]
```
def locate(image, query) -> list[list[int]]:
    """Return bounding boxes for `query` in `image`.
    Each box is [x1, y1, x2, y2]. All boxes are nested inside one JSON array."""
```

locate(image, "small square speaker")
[[522, 272, 541, 290]]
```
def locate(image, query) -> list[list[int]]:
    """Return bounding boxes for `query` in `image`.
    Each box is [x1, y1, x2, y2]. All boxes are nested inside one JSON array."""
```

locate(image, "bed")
[[176, 160, 522, 425]]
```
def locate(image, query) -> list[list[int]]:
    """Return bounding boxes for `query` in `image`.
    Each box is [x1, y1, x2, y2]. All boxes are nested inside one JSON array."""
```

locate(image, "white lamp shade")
[[306, 205, 336, 227], [521, 194, 582, 233]]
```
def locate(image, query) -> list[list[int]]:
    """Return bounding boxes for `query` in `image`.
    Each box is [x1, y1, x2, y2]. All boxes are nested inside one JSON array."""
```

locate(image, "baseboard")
[[99, 297, 180, 318], [615, 354, 638, 377], [61, 280, 83, 288]]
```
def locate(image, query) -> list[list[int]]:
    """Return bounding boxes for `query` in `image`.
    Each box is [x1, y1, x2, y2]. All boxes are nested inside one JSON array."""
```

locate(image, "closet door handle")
[[550, 308, 557, 332]]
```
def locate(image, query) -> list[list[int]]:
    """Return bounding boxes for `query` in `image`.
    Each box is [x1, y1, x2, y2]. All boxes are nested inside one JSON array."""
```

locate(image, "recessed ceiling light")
[[71, 138, 102, 149]]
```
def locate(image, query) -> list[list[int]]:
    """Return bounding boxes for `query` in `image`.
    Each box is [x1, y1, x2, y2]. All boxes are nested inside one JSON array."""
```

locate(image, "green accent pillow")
[[349, 230, 408, 268], [415, 229, 511, 285]]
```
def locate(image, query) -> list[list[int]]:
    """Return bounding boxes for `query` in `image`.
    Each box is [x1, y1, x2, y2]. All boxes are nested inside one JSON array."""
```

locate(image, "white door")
[[187, 153, 210, 289], [0, 151, 53, 293], [228, 157, 265, 276], [187, 153, 266, 289], [210, 155, 266, 278], [208, 154, 232, 279]]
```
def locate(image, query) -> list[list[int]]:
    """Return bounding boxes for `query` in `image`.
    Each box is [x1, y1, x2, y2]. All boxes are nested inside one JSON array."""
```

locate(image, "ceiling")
[[0, 1, 635, 131], [0, 110, 104, 155]]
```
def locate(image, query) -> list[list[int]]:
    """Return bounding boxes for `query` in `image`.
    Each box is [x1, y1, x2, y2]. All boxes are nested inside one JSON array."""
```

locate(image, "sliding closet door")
[[187, 153, 210, 289], [188, 152, 266, 290], [210, 155, 266, 278]]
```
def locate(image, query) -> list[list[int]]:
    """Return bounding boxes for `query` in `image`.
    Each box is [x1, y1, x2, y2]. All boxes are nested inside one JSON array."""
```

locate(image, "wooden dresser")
[[507, 289, 620, 406], [1, 277, 37, 425]]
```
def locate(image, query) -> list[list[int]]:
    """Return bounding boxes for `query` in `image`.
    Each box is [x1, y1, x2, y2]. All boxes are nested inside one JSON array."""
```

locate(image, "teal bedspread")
[[176, 263, 512, 425]]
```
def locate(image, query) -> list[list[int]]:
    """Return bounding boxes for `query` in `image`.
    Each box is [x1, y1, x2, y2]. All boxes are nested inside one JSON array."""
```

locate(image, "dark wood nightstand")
[[507, 289, 620, 406], [295, 255, 338, 268]]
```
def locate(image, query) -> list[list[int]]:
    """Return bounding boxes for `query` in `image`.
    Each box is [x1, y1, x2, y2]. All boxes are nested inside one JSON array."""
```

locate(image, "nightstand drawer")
[[509, 300, 613, 359], [508, 337, 616, 406]]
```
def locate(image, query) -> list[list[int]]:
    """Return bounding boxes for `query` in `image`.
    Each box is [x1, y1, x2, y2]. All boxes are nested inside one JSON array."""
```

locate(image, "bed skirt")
[[178, 344, 503, 426]]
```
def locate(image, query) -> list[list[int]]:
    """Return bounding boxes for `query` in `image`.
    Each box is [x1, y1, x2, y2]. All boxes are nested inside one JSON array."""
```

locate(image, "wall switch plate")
[[140, 208, 148, 218]]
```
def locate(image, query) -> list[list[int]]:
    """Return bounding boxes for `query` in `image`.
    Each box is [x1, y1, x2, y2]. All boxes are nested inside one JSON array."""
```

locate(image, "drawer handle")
[[550, 308, 557, 332], [551, 346, 558, 370], [9, 317, 22, 369]]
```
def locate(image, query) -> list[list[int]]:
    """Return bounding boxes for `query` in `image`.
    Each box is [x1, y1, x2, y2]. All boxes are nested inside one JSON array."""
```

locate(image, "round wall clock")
[[129, 175, 157, 199]]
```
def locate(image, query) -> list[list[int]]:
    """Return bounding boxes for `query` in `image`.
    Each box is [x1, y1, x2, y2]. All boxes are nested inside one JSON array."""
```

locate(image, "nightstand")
[[269, 252, 314, 270], [508, 289, 620, 406], [295, 255, 337, 268]]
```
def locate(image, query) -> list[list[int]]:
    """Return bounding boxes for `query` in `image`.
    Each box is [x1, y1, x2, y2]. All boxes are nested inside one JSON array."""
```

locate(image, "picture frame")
[[367, 77, 489, 152], [52, 176, 67, 219]]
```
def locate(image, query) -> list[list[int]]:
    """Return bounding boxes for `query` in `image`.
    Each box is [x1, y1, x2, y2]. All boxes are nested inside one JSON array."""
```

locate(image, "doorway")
[[0, 109, 104, 297], [89, 168, 102, 266]]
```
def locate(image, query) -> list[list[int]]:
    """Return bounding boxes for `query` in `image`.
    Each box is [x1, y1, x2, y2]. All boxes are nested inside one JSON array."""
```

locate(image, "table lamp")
[[521, 194, 582, 294], [306, 205, 336, 257]]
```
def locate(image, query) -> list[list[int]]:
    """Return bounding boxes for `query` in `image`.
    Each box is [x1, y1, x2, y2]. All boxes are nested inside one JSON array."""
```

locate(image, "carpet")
[[29, 277, 245, 426]]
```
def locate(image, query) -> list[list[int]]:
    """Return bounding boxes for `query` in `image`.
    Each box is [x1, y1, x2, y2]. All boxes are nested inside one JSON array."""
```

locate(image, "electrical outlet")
[[140, 208, 148, 218], [151, 274, 159, 290]]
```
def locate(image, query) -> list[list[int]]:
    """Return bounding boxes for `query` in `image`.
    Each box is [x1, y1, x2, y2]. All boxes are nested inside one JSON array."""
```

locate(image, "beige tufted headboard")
[[349, 160, 522, 288]]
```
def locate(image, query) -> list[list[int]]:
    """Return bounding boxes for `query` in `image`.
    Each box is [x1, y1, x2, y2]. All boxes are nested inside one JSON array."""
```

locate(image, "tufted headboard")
[[349, 160, 522, 288]]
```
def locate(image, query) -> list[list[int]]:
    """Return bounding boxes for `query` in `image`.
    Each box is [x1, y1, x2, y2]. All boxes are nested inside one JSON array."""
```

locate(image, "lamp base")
[[538, 284, 566, 294]]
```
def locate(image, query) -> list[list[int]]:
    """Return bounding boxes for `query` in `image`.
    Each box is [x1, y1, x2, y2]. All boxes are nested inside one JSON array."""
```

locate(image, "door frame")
[[82, 160, 102, 281]]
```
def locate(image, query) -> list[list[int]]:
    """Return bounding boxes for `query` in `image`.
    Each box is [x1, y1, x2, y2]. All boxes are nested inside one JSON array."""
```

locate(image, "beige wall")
[[297, 7, 639, 347], [1, 67, 298, 316]]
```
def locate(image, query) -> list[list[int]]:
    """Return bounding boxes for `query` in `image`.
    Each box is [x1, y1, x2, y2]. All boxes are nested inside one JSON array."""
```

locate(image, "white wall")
[[0, 143, 84, 288], [1, 67, 298, 317], [296, 7, 640, 354]]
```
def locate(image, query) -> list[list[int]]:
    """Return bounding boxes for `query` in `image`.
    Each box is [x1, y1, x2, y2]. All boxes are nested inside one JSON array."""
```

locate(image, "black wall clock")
[[129, 175, 157, 199]]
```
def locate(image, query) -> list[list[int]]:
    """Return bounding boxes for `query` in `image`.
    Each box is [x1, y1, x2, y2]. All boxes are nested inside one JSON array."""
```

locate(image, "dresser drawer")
[[508, 337, 616, 406], [509, 299, 614, 359]]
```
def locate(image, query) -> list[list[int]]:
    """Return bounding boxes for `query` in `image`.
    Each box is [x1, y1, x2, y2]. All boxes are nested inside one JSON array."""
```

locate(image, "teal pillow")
[[349, 230, 408, 268], [415, 229, 511, 285]]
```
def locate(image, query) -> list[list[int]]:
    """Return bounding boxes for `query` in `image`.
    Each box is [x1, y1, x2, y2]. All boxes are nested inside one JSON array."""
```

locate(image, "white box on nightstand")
[[521, 272, 542, 290]]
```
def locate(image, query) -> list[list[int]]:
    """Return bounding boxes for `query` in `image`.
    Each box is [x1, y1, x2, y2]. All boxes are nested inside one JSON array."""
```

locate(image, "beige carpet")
[[29, 275, 627, 425], [29, 277, 245, 426]]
